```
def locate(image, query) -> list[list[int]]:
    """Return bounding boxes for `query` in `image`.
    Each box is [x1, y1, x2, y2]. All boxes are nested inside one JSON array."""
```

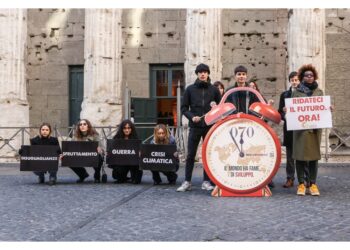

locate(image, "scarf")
[[297, 81, 318, 96]]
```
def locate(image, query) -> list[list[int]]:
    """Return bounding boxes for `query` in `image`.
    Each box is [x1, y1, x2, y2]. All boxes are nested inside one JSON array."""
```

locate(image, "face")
[[123, 123, 132, 137], [78, 120, 89, 132], [303, 70, 315, 84], [197, 71, 209, 82], [235, 72, 247, 85], [216, 85, 224, 96], [290, 76, 300, 88], [249, 82, 257, 90], [40, 126, 50, 138], [156, 128, 166, 141]]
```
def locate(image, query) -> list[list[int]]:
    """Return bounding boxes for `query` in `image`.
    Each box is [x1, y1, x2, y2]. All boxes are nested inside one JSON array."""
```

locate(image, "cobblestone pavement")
[[0, 163, 349, 241]]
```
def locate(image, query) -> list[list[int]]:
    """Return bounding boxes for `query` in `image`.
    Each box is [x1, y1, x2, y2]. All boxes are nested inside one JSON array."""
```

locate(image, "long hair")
[[213, 81, 225, 96], [114, 119, 138, 139], [39, 122, 52, 137], [249, 81, 261, 93], [75, 119, 98, 139], [298, 64, 319, 82], [153, 124, 170, 144]]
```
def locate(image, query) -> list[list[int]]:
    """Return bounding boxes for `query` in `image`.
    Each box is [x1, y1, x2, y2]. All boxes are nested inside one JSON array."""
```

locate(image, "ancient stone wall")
[[121, 9, 186, 98], [325, 9, 350, 132], [221, 9, 288, 104], [27, 9, 85, 127]]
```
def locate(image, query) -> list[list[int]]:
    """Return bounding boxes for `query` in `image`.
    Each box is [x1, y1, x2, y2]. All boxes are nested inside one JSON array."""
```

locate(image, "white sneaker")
[[201, 181, 214, 191], [176, 181, 192, 192]]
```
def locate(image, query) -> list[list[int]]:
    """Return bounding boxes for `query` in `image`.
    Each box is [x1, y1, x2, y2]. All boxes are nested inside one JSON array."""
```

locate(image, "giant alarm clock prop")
[[202, 87, 281, 197]]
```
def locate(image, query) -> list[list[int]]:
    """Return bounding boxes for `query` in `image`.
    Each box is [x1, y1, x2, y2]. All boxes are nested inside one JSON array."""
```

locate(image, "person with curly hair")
[[292, 64, 323, 196]]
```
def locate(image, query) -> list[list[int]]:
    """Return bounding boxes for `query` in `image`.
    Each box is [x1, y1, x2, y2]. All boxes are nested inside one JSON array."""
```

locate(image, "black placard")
[[106, 139, 141, 166], [20, 145, 59, 171], [139, 144, 177, 172], [61, 141, 99, 168]]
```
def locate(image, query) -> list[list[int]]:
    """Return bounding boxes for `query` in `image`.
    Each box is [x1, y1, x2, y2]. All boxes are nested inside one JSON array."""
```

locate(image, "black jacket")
[[30, 136, 62, 154], [225, 82, 260, 114], [278, 87, 294, 147], [181, 78, 221, 128]]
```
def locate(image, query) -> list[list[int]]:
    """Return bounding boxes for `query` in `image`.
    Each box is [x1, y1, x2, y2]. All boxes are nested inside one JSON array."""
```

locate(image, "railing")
[[2, 125, 347, 162], [0, 125, 188, 162]]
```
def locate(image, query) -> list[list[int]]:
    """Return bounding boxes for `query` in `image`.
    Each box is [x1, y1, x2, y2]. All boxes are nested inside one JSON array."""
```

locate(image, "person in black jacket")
[[279, 71, 310, 189], [109, 119, 143, 184], [177, 63, 221, 192], [227, 65, 276, 188], [29, 123, 61, 185], [225, 65, 260, 114]]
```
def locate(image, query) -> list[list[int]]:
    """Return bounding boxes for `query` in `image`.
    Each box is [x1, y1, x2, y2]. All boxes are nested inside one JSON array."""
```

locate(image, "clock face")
[[202, 113, 281, 194]]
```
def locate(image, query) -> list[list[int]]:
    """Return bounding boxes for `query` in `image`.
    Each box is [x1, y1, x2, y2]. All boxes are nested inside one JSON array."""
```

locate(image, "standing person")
[[278, 71, 303, 188], [22, 123, 61, 185], [225, 65, 260, 114], [227, 66, 275, 188], [292, 64, 324, 196], [69, 119, 104, 183], [151, 124, 178, 185], [213, 81, 225, 97], [177, 63, 221, 192], [110, 119, 143, 184]]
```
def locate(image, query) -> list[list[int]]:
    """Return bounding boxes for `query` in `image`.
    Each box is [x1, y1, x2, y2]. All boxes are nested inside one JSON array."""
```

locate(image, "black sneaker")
[[76, 174, 89, 183], [48, 177, 56, 186], [101, 174, 107, 183], [38, 176, 45, 184], [153, 180, 162, 185]]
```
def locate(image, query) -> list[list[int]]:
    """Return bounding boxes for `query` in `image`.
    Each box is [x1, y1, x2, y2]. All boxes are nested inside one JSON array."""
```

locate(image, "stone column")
[[80, 9, 123, 126], [287, 9, 326, 90], [184, 9, 222, 86], [0, 9, 29, 159], [287, 9, 328, 158]]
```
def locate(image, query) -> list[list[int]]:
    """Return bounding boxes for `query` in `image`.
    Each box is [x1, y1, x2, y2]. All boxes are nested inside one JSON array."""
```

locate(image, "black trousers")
[[151, 164, 179, 183], [111, 165, 143, 184], [70, 166, 101, 180], [70, 155, 103, 180], [296, 160, 316, 185], [185, 127, 211, 182]]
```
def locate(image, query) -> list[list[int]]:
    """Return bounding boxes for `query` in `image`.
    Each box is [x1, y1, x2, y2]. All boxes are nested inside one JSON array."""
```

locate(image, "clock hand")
[[229, 128, 242, 155], [239, 131, 245, 157]]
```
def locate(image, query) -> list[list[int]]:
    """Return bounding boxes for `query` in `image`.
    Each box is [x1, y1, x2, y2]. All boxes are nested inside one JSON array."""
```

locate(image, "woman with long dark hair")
[[25, 122, 61, 185], [110, 119, 143, 184], [70, 119, 104, 183]]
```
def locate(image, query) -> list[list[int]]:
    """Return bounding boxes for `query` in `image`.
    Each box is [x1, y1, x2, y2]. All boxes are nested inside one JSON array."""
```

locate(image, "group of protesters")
[[22, 62, 327, 197], [177, 63, 326, 196]]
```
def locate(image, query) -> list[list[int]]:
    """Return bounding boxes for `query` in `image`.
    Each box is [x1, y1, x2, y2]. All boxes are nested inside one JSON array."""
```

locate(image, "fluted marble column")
[[287, 9, 326, 90], [0, 9, 29, 159], [184, 9, 222, 86], [80, 9, 123, 126]]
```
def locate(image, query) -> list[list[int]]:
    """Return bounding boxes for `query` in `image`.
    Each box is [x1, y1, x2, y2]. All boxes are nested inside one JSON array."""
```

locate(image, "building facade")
[[1, 8, 350, 158]]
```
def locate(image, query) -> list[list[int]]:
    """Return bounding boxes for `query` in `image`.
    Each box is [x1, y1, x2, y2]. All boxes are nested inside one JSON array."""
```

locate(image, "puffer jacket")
[[181, 78, 221, 128]]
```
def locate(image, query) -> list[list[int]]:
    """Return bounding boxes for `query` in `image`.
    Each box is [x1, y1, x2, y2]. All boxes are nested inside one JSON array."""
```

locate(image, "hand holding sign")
[[285, 96, 332, 130]]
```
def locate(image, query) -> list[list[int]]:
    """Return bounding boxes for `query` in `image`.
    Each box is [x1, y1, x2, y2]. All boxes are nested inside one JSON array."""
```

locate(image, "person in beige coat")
[[292, 64, 323, 196]]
